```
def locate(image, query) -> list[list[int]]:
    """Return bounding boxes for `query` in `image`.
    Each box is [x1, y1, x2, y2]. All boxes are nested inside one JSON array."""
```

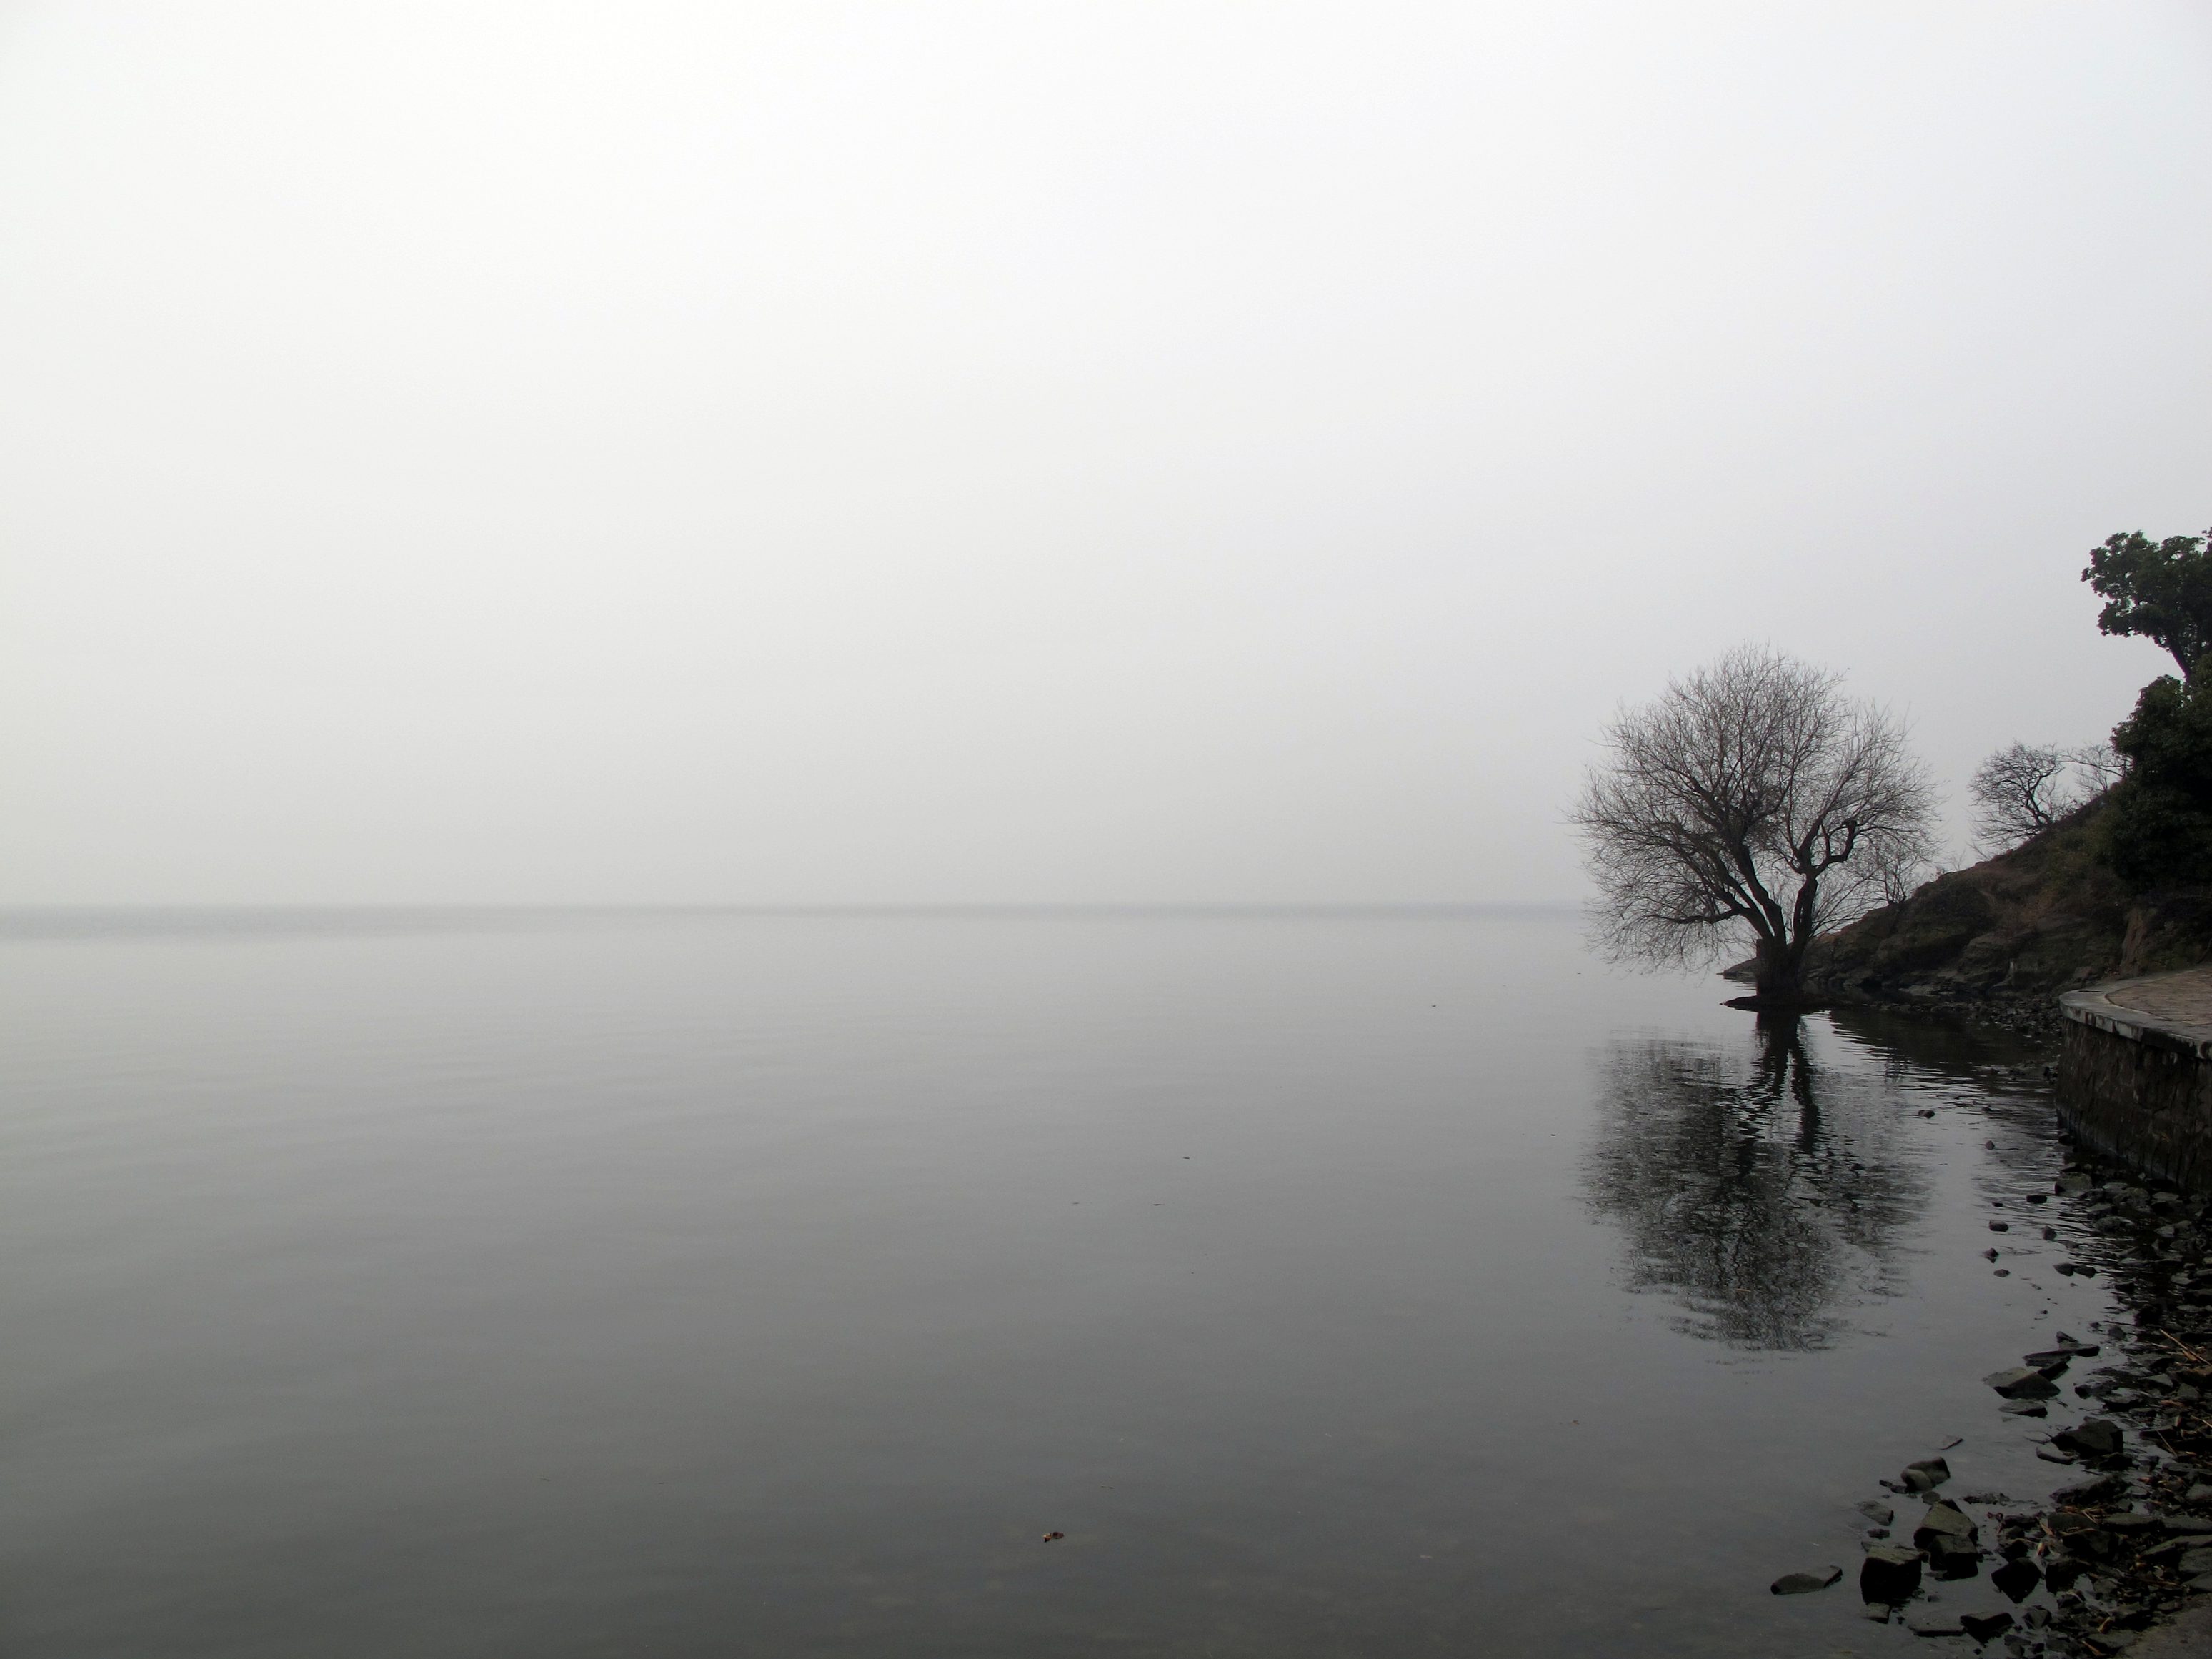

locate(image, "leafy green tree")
[[2083, 527, 2212, 679], [2103, 657, 2212, 887]]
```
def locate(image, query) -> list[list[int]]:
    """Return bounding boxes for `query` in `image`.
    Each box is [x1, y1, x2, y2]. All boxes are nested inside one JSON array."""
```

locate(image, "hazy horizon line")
[[0, 899, 1580, 915]]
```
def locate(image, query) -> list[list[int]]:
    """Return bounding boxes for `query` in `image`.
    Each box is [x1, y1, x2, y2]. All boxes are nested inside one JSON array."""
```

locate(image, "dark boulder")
[[1860, 1544, 1923, 1604], [2053, 1420, 2124, 1458]]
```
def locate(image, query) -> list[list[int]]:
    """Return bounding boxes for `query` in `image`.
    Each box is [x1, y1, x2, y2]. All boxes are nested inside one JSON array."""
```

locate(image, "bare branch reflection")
[[1585, 1015, 1925, 1349]]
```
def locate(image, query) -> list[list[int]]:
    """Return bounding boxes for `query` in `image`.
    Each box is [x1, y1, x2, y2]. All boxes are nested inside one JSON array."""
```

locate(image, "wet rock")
[[1961, 1612, 2015, 1644], [1859, 1500, 1897, 1526], [1992, 1221, 2011, 1232], [2186, 1484, 2212, 1506], [2028, 1347, 2101, 1366], [2056, 1474, 2127, 1506], [1905, 1608, 1965, 1636], [1916, 1500, 1978, 1546], [2001, 1400, 2049, 1418], [1991, 1557, 2042, 1601], [2180, 1546, 2212, 1577], [1986, 1367, 2061, 1399], [1905, 1458, 1954, 1492], [1772, 1566, 1843, 1594], [2053, 1420, 2125, 1458], [1863, 1544, 1925, 1603], [2070, 1528, 2120, 1561], [2163, 1514, 2212, 1533], [2103, 1510, 2161, 1534]]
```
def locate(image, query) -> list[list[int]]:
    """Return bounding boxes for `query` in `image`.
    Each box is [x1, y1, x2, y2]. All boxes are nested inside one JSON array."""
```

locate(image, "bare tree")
[[1571, 646, 1937, 1006], [1967, 741, 2123, 852]]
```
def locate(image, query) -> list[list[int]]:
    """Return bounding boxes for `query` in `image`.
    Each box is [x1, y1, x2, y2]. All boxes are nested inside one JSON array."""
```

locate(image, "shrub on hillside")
[[2104, 657, 2212, 888]]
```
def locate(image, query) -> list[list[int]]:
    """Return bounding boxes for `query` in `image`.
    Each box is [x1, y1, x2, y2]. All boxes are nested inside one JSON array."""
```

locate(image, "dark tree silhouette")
[[2083, 527, 2212, 679], [1571, 647, 1936, 1005], [1968, 741, 2119, 852]]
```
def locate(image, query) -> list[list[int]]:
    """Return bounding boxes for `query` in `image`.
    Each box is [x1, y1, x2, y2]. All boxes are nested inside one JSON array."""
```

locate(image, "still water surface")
[[0, 908, 2113, 1655]]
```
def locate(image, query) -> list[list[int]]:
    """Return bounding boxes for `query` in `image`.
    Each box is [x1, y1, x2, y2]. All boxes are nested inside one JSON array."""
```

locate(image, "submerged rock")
[[1903, 1608, 1964, 1636], [1770, 1566, 1842, 1595]]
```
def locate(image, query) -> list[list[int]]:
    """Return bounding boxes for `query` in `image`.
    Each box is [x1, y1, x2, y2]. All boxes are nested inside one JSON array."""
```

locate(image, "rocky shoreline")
[[1778, 1138, 2212, 1653]]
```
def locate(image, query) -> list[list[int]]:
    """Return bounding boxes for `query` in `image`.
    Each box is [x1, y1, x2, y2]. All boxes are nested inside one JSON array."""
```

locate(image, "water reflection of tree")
[[1585, 1015, 1925, 1350]]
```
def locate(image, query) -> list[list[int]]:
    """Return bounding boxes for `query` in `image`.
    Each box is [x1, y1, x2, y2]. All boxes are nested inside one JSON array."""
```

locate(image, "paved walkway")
[[2106, 965, 2212, 1026], [2137, 1601, 2212, 1656]]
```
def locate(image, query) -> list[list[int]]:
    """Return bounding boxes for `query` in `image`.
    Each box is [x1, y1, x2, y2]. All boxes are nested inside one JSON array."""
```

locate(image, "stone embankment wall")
[[2058, 968, 2212, 1193]]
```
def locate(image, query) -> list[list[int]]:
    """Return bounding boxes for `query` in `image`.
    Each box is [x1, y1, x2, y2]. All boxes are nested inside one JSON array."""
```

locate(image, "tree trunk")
[[1751, 935, 1807, 1004]]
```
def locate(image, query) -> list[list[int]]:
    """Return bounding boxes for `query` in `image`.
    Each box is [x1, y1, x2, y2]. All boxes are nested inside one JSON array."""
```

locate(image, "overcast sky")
[[1, 3, 2207, 905]]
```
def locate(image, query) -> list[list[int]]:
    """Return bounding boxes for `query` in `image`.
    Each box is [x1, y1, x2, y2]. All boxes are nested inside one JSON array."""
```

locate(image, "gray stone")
[[1961, 1612, 2015, 1645], [1986, 1367, 2061, 1399], [2181, 1547, 2212, 1577], [2000, 1399, 2048, 1417], [2027, 1346, 2101, 1365], [1859, 1500, 1897, 1526], [1916, 1500, 1977, 1544]]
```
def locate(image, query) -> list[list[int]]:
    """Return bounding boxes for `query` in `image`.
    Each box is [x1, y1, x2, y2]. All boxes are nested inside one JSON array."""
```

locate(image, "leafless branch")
[[1571, 645, 1937, 1000]]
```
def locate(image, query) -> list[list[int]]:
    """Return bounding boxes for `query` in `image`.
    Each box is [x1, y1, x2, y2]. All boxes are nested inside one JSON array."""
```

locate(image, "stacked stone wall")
[[2057, 990, 2212, 1193]]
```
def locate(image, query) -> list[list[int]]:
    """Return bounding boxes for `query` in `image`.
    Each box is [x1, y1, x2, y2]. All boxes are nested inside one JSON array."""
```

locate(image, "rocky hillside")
[[1792, 801, 2212, 1005]]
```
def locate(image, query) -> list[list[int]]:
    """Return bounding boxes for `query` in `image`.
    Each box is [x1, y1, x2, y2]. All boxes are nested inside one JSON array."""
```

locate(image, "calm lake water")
[[0, 907, 2116, 1656]]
